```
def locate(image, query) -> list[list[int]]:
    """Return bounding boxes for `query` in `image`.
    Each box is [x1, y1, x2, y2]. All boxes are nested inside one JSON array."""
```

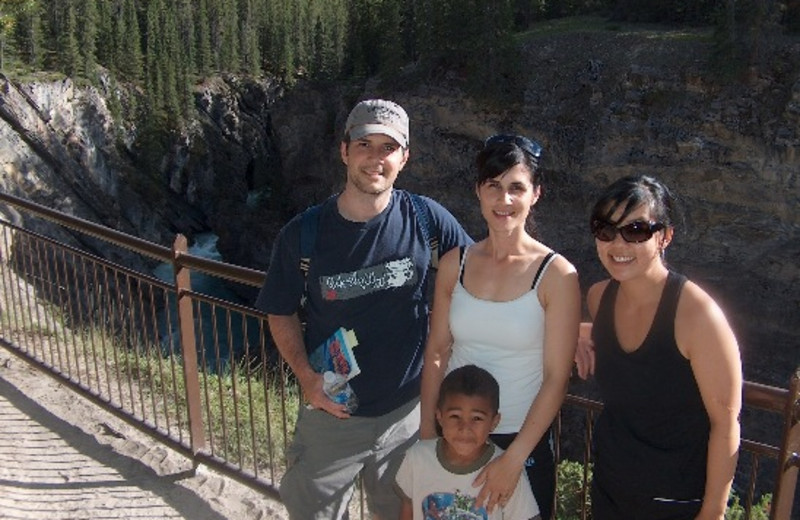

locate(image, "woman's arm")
[[573, 281, 608, 379], [676, 281, 742, 520], [419, 247, 460, 439], [475, 256, 581, 512], [574, 321, 595, 379]]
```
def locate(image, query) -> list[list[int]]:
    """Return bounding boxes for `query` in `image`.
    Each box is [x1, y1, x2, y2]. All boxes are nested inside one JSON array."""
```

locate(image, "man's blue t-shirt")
[[256, 190, 472, 416]]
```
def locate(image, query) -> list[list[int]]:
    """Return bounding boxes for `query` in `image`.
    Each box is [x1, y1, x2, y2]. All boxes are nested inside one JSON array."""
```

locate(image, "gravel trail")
[[0, 349, 289, 520]]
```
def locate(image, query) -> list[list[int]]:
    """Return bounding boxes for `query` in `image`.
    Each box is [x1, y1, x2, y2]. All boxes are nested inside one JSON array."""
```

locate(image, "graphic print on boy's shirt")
[[422, 490, 488, 519]]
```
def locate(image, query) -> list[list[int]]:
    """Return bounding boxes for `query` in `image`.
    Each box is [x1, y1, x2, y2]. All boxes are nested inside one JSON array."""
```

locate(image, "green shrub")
[[555, 459, 773, 520], [556, 459, 592, 520], [725, 491, 771, 520]]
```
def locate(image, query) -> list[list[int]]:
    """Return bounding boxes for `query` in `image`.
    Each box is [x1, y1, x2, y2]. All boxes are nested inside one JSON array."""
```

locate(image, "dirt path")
[[0, 348, 289, 520]]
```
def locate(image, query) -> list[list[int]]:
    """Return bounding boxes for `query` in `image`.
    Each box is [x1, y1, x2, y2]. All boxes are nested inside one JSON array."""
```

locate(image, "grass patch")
[[555, 459, 773, 519], [517, 14, 713, 42], [113, 336, 300, 477], [0, 256, 298, 479]]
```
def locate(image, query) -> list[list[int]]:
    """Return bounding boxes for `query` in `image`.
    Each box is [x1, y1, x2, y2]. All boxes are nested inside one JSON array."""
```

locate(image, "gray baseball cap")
[[344, 99, 409, 148]]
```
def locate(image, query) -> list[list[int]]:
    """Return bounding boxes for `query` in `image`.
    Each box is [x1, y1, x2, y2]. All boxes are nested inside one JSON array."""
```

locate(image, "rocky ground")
[[0, 348, 289, 520]]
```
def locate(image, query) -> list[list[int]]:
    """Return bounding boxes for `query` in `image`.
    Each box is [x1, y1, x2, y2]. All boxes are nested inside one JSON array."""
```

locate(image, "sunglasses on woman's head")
[[485, 134, 542, 159], [591, 220, 665, 243]]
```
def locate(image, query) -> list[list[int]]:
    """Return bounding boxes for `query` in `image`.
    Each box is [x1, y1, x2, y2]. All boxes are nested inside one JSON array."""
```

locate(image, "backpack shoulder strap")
[[409, 193, 440, 269], [298, 203, 322, 310], [299, 204, 322, 277], [301, 194, 440, 278]]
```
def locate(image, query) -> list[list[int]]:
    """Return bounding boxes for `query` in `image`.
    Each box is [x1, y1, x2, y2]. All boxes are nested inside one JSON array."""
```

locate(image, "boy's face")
[[436, 393, 500, 466]]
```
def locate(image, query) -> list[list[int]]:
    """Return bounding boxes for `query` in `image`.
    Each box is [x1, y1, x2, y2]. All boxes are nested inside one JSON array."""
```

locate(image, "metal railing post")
[[771, 367, 800, 520], [172, 234, 206, 454]]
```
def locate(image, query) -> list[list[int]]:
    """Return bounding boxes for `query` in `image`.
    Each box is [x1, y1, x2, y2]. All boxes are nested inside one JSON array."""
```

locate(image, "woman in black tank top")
[[575, 174, 742, 520]]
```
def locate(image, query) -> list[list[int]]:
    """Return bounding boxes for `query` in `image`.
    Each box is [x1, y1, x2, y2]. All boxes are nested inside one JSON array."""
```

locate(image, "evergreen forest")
[[0, 0, 795, 129]]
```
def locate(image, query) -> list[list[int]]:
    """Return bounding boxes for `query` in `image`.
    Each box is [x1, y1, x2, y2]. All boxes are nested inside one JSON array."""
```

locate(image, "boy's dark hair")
[[437, 365, 500, 414]]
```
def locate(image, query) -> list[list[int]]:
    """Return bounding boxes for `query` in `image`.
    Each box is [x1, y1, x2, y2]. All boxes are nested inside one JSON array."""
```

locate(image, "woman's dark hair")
[[475, 138, 542, 189], [437, 365, 500, 414], [590, 174, 677, 228]]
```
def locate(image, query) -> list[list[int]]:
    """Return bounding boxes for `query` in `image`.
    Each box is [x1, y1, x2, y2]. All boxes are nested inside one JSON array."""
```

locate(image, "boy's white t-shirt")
[[395, 438, 540, 520]]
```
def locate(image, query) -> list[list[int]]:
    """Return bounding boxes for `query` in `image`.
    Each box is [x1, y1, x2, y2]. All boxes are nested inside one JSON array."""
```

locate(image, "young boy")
[[396, 365, 541, 520]]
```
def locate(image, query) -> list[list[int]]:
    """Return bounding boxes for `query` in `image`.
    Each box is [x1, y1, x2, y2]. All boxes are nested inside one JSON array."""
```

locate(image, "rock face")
[[256, 31, 800, 388], [0, 28, 798, 388], [0, 72, 206, 270]]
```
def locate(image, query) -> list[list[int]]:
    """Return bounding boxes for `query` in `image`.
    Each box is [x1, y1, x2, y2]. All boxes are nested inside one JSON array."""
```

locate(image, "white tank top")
[[447, 246, 556, 434]]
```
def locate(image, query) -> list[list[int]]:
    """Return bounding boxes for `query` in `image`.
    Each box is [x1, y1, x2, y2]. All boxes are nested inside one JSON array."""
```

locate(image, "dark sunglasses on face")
[[591, 219, 665, 243], [485, 134, 542, 159]]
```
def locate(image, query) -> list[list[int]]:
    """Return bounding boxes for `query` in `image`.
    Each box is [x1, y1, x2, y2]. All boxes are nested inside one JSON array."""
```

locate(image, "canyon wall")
[[0, 28, 798, 387]]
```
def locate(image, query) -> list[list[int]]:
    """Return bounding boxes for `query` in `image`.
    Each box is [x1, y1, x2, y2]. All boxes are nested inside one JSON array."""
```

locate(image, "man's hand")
[[300, 372, 352, 419]]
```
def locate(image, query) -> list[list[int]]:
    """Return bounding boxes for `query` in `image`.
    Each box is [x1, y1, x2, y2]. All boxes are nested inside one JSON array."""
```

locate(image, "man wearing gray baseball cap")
[[345, 98, 410, 148], [256, 99, 472, 519]]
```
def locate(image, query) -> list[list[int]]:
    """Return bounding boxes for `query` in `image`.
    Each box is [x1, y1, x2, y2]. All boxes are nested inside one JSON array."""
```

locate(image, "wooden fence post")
[[771, 367, 800, 519], [172, 234, 206, 454]]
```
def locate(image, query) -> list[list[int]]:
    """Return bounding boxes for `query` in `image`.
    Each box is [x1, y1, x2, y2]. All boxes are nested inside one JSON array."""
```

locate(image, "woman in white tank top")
[[419, 134, 581, 520]]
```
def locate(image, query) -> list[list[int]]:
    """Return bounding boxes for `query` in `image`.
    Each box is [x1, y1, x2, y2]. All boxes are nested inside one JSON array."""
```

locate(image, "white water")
[[152, 232, 242, 302], [153, 232, 252, 371]]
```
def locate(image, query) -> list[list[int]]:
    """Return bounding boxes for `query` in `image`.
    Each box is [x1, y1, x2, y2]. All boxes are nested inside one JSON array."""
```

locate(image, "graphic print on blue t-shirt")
[[319, 257, 417, 301], [422, 491, 488, 519]]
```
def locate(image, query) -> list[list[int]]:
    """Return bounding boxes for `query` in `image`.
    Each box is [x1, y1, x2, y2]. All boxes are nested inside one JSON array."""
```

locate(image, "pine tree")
[[263, 0, 280, 73], [467, 0, 517, 102], [329, 0, 348, 76], [196, 0, 213, 75], [269, 0, 295, 78], [94, 0, 113, 67], [311, 15, 326, 78], [144, 0, 186, 123], [206, 0, 227, 71], [12, 0, 44, 69], [79, 0, 98, 81], [56, 0, 80, 77], [302, 0, 348, 79], [375, 0, 404, 77], [409, 0, 440, 63], [116, 0, 143, 81], [162, 3, 182, 121], [219, 0, 240, 72], [145, 0, 164, 116], [0, 0, 29, 70], [240, 0, 261, 75], [343, 0, 367, 77], [177, 0, 196, 80], [296, 0, 313, 74]]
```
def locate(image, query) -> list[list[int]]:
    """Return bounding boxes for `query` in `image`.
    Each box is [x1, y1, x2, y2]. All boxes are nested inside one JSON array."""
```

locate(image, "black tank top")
[[593, 271, 710, 500]]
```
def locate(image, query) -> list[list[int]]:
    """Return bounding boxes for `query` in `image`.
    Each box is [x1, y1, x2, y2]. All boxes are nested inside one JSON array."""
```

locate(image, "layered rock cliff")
[[252, 29, 800, 388], [0, 26, 798, 388]]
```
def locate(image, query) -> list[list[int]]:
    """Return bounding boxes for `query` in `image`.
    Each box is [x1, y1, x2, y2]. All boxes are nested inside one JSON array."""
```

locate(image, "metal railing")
[[1, 190, 797, 519]]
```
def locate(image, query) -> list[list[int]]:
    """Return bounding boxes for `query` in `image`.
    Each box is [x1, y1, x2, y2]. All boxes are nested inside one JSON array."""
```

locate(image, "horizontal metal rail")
[[1, 190, 797, 519], [0, 191, 265, 286]]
